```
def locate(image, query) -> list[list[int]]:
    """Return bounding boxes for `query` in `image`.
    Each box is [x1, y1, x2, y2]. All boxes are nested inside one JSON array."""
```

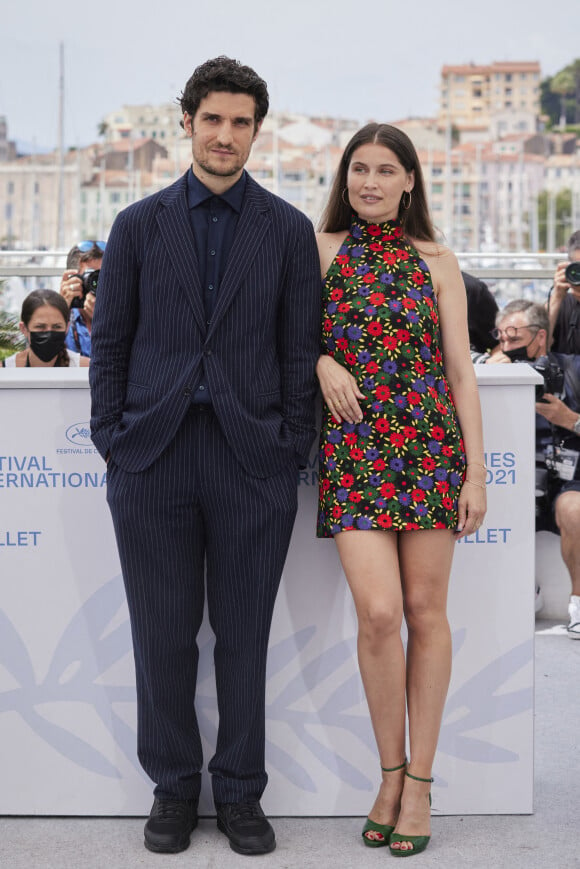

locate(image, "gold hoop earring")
[[401, 190, 412, 210], [341, 187, 350, 207]]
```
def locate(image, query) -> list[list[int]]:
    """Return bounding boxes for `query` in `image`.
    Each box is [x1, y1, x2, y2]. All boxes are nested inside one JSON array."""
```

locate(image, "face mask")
[[504, 344, 533, 363], [29, 330, 67, 362]]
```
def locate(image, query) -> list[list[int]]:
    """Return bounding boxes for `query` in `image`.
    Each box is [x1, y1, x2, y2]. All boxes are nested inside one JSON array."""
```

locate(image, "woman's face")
[[347, 142, 414, 224], [20, 304, 68, 341]]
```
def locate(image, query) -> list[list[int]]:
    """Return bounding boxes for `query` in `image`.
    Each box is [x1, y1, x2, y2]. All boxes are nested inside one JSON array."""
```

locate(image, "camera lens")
[[82, 269, 100, 295], [565, 261, 580, 287]]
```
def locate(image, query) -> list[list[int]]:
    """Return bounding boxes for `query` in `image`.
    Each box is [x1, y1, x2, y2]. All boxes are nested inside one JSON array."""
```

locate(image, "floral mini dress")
[[317, 217, 466, 538]]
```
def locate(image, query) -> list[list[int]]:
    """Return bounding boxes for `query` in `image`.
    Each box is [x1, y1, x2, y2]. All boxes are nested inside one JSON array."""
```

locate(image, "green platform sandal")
[[389, 771, 434, 857], [361, 760, 406, 848]]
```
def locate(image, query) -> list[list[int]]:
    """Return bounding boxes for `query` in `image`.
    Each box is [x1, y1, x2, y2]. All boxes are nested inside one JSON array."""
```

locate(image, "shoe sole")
[[217, 818, 276, 855], [144, 820, 197, 853]]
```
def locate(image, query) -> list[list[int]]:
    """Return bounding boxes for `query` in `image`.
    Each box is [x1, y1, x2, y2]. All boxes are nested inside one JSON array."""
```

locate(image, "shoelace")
[[228, 803, 261, 822], [155, 800, 194, 820]]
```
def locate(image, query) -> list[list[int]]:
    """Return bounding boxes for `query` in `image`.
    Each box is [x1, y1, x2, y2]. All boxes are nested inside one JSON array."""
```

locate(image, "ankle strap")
[[405, 770, 434, 783], [381, 758, 406, 773]]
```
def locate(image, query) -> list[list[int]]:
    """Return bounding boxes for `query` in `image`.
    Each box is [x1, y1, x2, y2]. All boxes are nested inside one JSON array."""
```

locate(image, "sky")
[[0, 0, 578, 152]]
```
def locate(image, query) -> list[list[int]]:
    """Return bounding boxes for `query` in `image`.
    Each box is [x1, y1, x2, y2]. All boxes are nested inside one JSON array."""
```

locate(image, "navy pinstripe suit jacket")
[[89, 171, 321, 478]]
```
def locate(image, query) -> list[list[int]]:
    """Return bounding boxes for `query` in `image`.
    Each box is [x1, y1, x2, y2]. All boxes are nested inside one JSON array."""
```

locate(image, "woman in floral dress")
[[316, 124, 486, 856]]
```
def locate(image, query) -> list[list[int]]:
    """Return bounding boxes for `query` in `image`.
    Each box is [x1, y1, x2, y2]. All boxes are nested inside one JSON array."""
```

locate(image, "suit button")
[[183, 387, 192, 397]]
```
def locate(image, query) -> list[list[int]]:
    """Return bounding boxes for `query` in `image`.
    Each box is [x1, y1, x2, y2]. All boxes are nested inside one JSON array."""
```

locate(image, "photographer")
[[547, 229, 580, 353], [59, 240, 106, 357], [488, 299, 580, 639]]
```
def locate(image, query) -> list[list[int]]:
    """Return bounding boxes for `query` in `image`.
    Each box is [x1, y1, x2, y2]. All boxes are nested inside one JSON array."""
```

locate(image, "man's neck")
[[191, 164, 243, 196]]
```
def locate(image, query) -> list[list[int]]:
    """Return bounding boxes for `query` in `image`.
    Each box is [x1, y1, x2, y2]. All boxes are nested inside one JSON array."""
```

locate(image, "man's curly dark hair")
[[178, 56, 269, 130]]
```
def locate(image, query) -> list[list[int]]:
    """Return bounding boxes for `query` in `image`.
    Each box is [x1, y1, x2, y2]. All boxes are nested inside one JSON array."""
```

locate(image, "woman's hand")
[[455, 467, 487, 539], [316, 354, 365, 424]]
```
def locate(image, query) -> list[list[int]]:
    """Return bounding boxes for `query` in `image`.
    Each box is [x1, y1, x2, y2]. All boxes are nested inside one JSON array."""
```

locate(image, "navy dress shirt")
[[187, 168, 246, 404]]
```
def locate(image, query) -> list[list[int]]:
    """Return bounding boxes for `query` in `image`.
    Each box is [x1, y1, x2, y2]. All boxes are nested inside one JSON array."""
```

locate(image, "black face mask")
[[504, 344, 533, 363], [29, 330, 67, 363]]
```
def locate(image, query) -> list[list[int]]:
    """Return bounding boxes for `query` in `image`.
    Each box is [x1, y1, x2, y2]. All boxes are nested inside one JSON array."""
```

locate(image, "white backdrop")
[[0, 365, 540, 816]]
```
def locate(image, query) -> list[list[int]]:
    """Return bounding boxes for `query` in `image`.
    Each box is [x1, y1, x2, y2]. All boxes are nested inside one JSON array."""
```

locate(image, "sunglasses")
[[77, 240, 106, 253]]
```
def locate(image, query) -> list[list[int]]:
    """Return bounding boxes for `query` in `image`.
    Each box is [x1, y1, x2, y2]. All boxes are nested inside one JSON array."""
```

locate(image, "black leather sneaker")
[[144, 797, 198, 853], [216, 801, 276, 855]]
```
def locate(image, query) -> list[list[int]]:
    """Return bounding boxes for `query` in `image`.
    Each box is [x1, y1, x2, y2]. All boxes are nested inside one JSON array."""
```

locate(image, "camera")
[[70, 269, 100, 308], [531, 355, 564, 402], [565, 261, 580, 287]]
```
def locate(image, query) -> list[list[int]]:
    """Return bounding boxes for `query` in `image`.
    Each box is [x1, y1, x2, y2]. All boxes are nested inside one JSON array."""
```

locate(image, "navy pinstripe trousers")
[[106, 405, 298, 804]]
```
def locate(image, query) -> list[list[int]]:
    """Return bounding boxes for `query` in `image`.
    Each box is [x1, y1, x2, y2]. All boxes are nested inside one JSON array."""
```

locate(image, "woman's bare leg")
[[390, 528, 455, 851], [335, 529, 406, 841]]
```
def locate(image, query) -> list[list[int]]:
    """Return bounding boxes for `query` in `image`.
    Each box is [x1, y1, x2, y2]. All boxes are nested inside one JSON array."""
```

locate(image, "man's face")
[[495, 312, 544, 360], [183, 91, 260, 188]]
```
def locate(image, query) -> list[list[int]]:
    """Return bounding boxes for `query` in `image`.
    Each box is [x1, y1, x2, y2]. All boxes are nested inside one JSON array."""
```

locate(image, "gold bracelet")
[[464, 478, 486, 490], [467, 462, 487, 470]]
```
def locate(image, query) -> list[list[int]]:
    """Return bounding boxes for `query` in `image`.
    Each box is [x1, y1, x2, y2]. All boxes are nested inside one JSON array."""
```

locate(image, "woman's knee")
[[357, 602, 403, 646]]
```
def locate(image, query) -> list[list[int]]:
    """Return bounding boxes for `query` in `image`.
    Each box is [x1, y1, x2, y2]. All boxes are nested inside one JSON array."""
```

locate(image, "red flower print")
[[376, 385, 391, 401], [402, 298, 416, 309], [442, 497, 454, 510], [423, 333, 432, 347], [393, 225, 403, 238], [341, 474, 354, 487], [414, 361, 425, 375], [390, 432, 405, 447], [383, 251, 397, 266], [381, 482, 396, 498], [344, 432, 357, 445], [373, 458, 386, 471], [441, 446, 453, 457], [368, 225, 382, 236], [321, 478, 331, 491], [383, 336, 398, 350], [405, 522, 420, 530], [350, 448, 364, 460], [369, 292, 385, 305], [324, 443, 335, 456], [396, 329, 410, 341], [377, 514, 393, 528], [345, 352, 357, 365], [412, 489, 425, 502], [436, 480, 449, 494], [323, 319, 333, 332], [338, 302, 351, 313], [412, 270, 425, 284], [336, 255, 350, 264], [431, 426, 444, 440], [336, 338, 348, 350], [332, 505, 343, 518], [366, 361, 379, 374], [363, 273, 377, 284], [376, 419, 390, 433], [422, 457, 436, 471], [369, 242, 383, 251], [330, 288, 343, 301], [403, 426, 417, 439], [408, 391, 421, 405], [397, 249, 409, 261], [341, 266, 355, 277], [349, 491, 362, 503], [368, 321, 383, 336]]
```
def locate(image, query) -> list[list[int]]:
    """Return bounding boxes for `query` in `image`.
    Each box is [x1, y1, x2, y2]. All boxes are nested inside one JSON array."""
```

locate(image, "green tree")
[[541, 58, 580, 127], [537, 189, 573, 249]]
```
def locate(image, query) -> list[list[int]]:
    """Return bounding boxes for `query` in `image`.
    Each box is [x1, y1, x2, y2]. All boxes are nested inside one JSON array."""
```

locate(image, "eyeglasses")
[[77, 240, 106, 253], [491, 324, 540, 341]]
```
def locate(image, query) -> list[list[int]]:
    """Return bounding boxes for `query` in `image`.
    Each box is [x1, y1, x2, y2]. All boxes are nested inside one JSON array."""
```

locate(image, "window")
[[34, 182, 39, 195], [432, 183, 443, 194], [110, 192, 121, 203], [7, 181, 14, 194]]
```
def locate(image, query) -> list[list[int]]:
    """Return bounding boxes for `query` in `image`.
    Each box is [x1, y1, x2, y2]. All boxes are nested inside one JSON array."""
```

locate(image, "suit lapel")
[[208, 177, 271, 335], [157, 174, 206, 332]]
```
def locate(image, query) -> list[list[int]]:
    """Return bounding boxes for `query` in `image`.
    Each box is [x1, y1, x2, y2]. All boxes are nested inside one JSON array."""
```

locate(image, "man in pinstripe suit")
[[89, 57, 320, 856]]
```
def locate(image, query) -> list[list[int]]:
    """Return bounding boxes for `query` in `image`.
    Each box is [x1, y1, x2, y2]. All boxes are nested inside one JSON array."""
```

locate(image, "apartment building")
[[438, 61, 541, 140]]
